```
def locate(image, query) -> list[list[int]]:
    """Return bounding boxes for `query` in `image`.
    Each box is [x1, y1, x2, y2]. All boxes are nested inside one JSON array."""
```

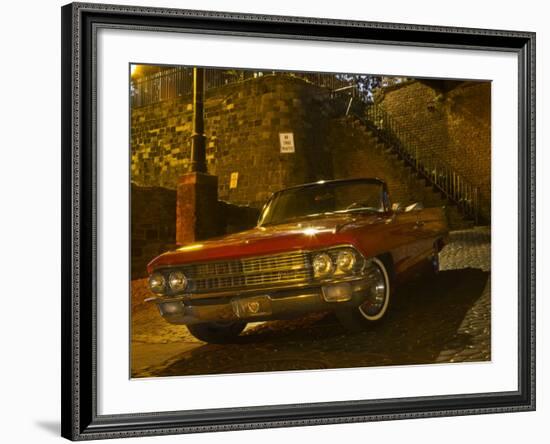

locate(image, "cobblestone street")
[[131, 227, 491, 378]]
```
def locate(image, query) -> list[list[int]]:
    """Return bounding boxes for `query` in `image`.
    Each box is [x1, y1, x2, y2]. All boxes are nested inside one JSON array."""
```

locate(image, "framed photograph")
[[61, 2, 535, 440]]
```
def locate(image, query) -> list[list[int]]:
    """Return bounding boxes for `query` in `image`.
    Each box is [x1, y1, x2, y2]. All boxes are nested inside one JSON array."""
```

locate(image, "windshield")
[[259, 180, 386, 226]]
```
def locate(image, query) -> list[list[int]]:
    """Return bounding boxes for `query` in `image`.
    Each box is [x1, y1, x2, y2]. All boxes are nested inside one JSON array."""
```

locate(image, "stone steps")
[[337, 117, 475, 230]]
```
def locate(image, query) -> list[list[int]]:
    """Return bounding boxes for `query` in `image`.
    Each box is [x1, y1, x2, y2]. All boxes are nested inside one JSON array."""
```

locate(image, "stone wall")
[[131, 75, 339, 209], [131, 184, 177, 278], [219, 201, 261, 234], [327, 117, 469, 229], [130, 76, 491, 276], [377, 80, 491, 220], [132, 76, 490, 216], [131, 183, 260, 278]]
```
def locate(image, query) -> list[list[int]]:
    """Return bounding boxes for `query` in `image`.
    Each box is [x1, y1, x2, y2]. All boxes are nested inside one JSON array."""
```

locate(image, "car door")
[[390, 206, 441, 278]]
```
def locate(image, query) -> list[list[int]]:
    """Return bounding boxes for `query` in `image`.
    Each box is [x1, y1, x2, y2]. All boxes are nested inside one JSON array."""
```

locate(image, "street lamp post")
[[177, 67, 220, 245], [190, 67, 207, 173]]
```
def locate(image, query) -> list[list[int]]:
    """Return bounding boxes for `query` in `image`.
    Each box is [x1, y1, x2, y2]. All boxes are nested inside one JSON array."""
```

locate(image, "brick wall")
[[377, 80, 491, 220]]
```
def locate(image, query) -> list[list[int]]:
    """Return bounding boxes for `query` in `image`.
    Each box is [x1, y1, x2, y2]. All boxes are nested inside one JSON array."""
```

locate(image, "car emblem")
[[248, 301, 260, 313]]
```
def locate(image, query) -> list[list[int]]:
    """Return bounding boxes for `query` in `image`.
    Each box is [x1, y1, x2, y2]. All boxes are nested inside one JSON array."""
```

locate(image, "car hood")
[[147, 213, 388, 271]]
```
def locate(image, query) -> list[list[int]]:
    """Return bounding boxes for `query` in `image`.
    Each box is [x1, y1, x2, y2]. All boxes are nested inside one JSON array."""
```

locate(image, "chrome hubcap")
[[359, 261, 388, 319]]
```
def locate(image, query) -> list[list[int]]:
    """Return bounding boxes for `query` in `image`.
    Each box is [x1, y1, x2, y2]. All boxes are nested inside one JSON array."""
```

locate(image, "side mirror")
[[405, 202, 424, 212]]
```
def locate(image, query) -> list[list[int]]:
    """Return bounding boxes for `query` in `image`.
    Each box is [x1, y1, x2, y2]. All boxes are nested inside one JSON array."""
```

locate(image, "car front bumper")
[[152, 278, 371, 325]]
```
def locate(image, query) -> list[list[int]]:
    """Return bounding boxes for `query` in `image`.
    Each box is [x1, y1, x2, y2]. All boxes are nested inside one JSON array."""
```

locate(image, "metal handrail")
[[131, 67, 358, 107], [351, 100, 480, 223]]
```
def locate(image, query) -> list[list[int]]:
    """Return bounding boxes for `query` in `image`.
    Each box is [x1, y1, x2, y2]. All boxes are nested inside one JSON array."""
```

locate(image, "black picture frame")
[[61, 2, 536, 440]]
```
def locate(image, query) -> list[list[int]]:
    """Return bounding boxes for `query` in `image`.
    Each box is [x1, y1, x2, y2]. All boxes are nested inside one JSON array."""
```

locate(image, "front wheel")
[[336, 257, 391, 332], [187, 321, 247, 344]]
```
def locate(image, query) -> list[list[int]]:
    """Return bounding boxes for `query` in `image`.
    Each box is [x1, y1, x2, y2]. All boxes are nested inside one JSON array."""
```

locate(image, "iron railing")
[[131, 67, 357, 107], [358, 102, 480, 223]]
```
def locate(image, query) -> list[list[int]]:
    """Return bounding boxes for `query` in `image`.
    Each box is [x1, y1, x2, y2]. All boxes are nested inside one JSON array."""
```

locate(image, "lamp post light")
[[190, 67, 207, 173]]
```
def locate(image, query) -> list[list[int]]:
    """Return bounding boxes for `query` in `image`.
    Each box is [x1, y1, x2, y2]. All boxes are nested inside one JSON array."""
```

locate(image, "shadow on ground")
[[141, 268, 489, 377]]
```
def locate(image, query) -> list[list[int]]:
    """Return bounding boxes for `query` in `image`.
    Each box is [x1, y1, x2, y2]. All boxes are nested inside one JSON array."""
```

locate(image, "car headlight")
[[148, 272, 166, 294], [336, 249, 356, 272], [168, 271, 188, 291], [312, 253, 334, 277], [312, 247, 364, 279]]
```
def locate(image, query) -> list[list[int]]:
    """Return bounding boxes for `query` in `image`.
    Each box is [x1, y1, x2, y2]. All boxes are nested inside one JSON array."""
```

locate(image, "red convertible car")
[[146, 178, 449, 343]]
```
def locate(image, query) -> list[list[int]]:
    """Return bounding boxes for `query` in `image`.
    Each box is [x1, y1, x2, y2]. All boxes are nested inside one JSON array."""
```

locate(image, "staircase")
[[342, 97, 483, 225]]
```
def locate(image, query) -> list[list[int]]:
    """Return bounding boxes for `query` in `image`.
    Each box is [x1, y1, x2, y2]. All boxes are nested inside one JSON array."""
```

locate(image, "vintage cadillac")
[[146, 178, 449, 343]]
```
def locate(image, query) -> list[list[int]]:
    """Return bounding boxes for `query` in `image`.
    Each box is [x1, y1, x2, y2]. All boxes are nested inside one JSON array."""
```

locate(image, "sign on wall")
[[229, 172, 239, 189], [279, 132, 295, 153]]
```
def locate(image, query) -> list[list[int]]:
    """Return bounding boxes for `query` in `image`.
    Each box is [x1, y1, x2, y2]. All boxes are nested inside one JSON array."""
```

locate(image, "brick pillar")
[[176, 172, 221, 245]]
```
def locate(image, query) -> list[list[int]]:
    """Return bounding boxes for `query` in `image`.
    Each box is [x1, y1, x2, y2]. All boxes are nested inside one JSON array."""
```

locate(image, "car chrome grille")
[[178, 251, 312, 293]]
